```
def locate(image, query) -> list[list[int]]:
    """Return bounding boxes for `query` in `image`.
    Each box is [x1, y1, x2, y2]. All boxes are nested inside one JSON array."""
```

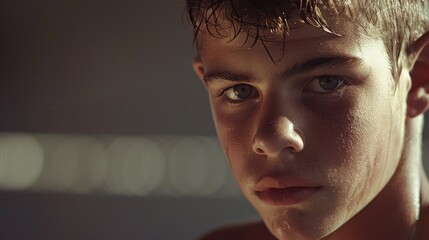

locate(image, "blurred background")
[[1, 1, 428, 240]]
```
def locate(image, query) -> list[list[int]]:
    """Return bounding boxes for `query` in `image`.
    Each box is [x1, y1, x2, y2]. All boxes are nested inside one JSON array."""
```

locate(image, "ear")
[[407, 31, 429, 118], [193, 57, 206, 83]]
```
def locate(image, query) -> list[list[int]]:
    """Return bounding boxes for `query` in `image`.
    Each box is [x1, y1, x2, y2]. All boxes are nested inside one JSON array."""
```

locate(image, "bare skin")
[[193, 16, 429, 240], [200, 137, 429, 240]]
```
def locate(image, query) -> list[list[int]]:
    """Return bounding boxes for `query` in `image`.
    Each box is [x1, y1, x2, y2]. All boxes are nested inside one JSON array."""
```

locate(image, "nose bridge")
[[252, 95, 304, 156]]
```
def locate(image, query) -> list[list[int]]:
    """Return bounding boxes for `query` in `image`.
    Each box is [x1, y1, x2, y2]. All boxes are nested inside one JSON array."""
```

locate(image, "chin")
[[258, 206, 342, 240], [273, 225, 323, 240], [269, 223, 333, 240]]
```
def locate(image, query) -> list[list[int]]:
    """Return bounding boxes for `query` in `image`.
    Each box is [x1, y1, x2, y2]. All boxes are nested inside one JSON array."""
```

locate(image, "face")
[[193, 19, 410, 240]]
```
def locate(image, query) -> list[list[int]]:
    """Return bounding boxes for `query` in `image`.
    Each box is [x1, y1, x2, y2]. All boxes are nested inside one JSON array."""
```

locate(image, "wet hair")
[[186, 0, 429, 79]]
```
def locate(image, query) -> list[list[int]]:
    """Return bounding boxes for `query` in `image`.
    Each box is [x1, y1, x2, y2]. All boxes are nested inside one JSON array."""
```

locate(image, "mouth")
[[254, 176, 322, 206], [255, 186, 322, 206]]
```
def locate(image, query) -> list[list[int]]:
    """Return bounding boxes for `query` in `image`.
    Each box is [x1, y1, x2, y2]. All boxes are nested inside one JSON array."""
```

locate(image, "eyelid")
[[204, 79, 243, 97], [221, 83, 259, 102], [303, 75, 350, 94]]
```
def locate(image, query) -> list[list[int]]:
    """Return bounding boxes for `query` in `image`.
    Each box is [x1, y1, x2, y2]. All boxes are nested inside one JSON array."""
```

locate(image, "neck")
[[327, 116, 427, 240]]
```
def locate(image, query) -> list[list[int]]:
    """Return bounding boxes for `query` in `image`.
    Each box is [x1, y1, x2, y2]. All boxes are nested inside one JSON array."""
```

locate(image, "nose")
[[252, 116, 304, 156]]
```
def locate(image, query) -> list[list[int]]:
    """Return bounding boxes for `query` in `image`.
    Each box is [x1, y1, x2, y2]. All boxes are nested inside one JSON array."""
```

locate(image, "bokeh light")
[[106, 137, 166, 196], [167, 136, 228, 196], [0, 133, 243, 198], [0, 133, 44, 189], [48, 138, 81, 191], [167, 137, 207, 195], [120, 137, 166, 195], [71, 137, 108, 193], [106, 137, 131, 194], [194, 136, 228, 196]]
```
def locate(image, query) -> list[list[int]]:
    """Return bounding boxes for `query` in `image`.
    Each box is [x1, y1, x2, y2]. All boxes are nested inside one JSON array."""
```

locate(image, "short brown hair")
[[186, 0, 429, 79]]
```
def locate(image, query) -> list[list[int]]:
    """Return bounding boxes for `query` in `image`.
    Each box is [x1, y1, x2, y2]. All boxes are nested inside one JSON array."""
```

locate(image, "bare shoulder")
[[198, 220, 277, 240]]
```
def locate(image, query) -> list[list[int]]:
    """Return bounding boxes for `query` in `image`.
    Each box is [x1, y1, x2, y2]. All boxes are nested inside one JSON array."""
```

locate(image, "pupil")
[[234, 85, 252, 98], [320, 78, 339, 90]]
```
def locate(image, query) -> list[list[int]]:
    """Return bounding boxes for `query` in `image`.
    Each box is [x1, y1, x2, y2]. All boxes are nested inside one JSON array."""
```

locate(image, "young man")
[[186, 1, 429, 239]]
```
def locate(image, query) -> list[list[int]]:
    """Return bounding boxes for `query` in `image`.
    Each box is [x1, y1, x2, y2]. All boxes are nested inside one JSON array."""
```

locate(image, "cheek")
[[210, 97, 260, 147], [303, 107, 370, 192], [211, 104, 255, 175], [310, 89, 403, 213], [212, 106, 251, 155]]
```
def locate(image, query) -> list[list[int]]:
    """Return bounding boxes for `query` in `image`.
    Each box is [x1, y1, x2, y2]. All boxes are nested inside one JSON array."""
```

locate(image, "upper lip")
[[254, 175, 319, 192]]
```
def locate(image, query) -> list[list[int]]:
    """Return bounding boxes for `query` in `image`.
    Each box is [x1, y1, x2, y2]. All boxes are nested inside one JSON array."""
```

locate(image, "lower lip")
[[256, 187, 321, 206]]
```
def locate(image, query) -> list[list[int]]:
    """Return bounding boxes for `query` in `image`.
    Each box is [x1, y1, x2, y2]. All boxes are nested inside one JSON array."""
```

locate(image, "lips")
[[254, 176, 321, 206]]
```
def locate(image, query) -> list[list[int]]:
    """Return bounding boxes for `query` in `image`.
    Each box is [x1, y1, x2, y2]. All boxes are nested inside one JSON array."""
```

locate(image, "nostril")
[[254, 147, 265, 155], [286, 146, 299, 153]]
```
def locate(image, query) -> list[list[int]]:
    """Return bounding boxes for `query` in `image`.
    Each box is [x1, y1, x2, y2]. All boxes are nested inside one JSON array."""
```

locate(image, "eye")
[[224, 84, 258, 101], [305, 75, 346, 93]]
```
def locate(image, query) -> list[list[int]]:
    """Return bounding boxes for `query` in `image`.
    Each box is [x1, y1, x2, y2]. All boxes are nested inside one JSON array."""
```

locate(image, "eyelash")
[[219, 84, 259, 104], [303, 75, 351, 95], [218, 75, 351, 103]]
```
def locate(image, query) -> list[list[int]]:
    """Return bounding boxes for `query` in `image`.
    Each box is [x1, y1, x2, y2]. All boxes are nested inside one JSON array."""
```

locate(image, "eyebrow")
[[203, 55, 364, 84], [282, 55, 364, 79], [203, 71, 251, 83]]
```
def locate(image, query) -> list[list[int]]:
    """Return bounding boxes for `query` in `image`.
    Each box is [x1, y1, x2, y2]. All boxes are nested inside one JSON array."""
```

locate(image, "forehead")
[[197, 19, 378, 65]]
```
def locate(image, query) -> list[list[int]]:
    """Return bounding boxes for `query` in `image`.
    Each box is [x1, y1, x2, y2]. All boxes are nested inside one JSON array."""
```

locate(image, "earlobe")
[[193, 57, 206, 83], [407, 32, 429, 118]]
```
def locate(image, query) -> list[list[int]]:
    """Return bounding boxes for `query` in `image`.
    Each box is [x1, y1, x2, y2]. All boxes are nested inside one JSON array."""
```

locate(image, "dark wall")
[[0, 191, 259, 240], [1, 0, 215, 135]]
